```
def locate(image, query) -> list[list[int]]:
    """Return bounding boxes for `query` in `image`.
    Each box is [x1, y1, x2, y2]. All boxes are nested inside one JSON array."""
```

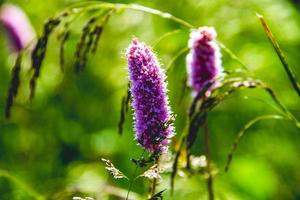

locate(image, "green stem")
[[257, 14, 300, 97], [217, 41, 249, 71], [125, 166, 139, 200], [149, 157, 159, 198], [152, 29, 181, 48], [225, 114, 285, 172], [69, 2, 250, 71], [262, 85, 300, 128], [204, 118, 214, 200], [150, 176, 157, 198], [171, 116, 190, 195], [126, 150, 145, 200], [67, 3, 194, 29], [166, 47, 190, 73]]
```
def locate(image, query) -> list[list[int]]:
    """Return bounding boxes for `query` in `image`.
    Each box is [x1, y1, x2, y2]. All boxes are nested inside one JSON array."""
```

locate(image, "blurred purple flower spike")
[[186, 26, 222, 96], [0, 4, 35, 52], [127, 38, 175, 153]]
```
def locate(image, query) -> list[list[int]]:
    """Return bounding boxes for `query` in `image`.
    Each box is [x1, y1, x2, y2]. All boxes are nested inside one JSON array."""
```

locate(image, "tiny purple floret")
[[186, 26, 222, 95], [127, 38, 175, 153], [0, 4, 35, 52]]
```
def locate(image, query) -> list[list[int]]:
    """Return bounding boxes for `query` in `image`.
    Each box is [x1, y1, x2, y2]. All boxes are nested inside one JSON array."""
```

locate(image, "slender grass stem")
[[225, 114, 285, 172], [117, 3, 250, 71], [152, 29, 182, 48], [257, 14, 300, 97], [64, 2, 250, 72], [204, 120, 214, 200], [166, 47, 189, 73], [217, 41, 249, 71], [262, 85, 300, 128], [20, 2, 252, 79], [124, 4, 195, 29], [66, 3, 194, 29], [171, 116, 190, 195]]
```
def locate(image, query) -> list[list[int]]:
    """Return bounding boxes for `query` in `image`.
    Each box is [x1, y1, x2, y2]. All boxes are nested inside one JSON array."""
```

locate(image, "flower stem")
[[150, 176, 157, 197], [125, 165, 139, 200], [126, 150, 145, 200], [149, 157, 159, 198]]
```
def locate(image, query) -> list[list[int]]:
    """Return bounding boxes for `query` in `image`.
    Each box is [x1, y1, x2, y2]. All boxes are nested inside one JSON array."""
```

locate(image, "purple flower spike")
[[127, 38, 175, 153], [0, 4, 35, 52], [186, 26, 222, 95]]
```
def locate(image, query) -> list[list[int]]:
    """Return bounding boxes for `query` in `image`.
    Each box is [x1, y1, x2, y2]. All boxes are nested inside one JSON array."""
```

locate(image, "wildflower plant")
[[171, 24, 300, 199], [125, 38, 175, 198], [127, 38, 175, 154], [186, 26, 222, 96]]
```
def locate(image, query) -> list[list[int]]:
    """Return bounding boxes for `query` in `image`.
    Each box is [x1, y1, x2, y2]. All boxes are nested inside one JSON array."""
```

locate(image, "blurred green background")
[[0, 0, 300, 199]]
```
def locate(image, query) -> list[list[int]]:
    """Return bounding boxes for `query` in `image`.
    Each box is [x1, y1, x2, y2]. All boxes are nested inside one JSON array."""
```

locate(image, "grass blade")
[[152, 29, 181, 48], [217, 41, 249, 72], [257, 13, 300, 97], [225, 114, 284, 172], [166, 47, 189, 73]]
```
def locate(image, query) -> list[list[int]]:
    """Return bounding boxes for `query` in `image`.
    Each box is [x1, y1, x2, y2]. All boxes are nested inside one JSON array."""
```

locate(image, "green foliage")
[[0, 0, 300, 200]]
